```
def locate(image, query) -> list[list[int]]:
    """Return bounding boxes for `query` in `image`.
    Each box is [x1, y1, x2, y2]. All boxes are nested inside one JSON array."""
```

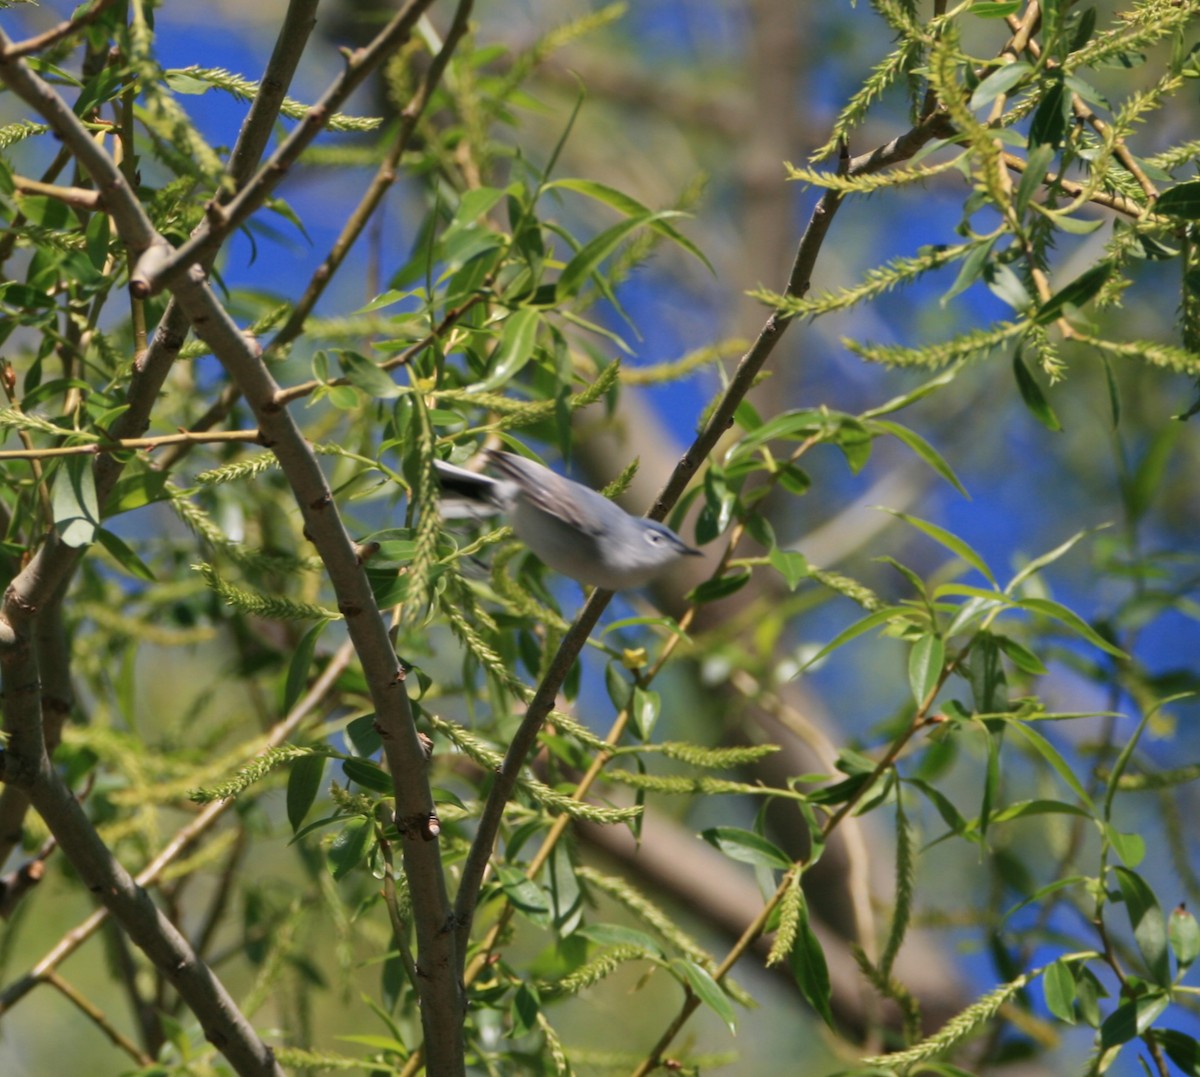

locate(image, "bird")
[[433, 449, 702, 590]]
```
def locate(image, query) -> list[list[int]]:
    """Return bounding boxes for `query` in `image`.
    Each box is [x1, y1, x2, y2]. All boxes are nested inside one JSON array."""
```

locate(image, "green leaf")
[[675, 960, 736, 1035], [95, 528, 155, 581], [52, 456, 100, 548], [579, 923, 663, 957], [510, 983, 540, 1038], [604, 662, 632, 712], [1160, 1030, 1200, 1075], [1013, 350, 1062, 431], [1004, 720, 1096, 812], [85, 211, 110, 271], [1032, 263, 1113, 325], [1106, 826, 1146, 868], [104, 470, 171, 516], [328, 816, 374, 880], [342, 758, 394, 794], [789, 894, 835, 1029], [1155, 180, 1200, 219], [336, 349, 401, 398], [971, 0, 1021, 15], [283, 621, 328, 715], [969, 61, 1033, 110], [883, 510, 997, 585], [768, 547, 810, 590], [631, 686, 661, 740], [1170, 904, 1200, 970], [942, 236, 997, 306], [1043, 958, 1077, 1024], [287, 754, 326, 832], [1114, 867, 1171, 987], [557, 210, 685, 299], [546, 178, 712, 272], [1015, 144, 1056, 216], [1018, 596, 1126, 658], [1099, 991, 1169, 1049], [1029, 73, 1069, 147], [908, 633, 945, 707], [869, 418, 969, 496], [474, 306, 541, 392], [994, 634, 1047, 676], [1006, 526, 1098, 594], [688, 571, 751, 604], [796, 605, 912, 674], [497, 865, 551, 915], [701, 826, 792, 870]]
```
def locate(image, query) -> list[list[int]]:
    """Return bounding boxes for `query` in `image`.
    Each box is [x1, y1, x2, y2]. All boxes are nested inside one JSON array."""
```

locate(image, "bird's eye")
[[645, 531, 662, 545]]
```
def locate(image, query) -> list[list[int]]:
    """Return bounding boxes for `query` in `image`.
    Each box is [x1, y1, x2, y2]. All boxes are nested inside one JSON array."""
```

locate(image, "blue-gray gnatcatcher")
[[434, 449, 702, 590]]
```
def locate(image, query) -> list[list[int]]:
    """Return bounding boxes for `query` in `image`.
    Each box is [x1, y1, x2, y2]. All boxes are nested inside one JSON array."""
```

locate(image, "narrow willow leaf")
[[546, 178, 712, 271], [1114, 867, 1171, 987], [794, 605, 912, 675], [883, 510, 997, 585], [579, 923, 665, 957], [474, 306, 541, 392], [869, 418, 969, 496], [1003, 719, 1096, 812], [790, 899, 835, 1029], [1032, 263, 1113, 325], [342, 758, 394, 794], [1170, 904, 1200, 970], [631, 686, 661, 741], [1018, 596, 1126, 657], [1099, 991, 1169, 1049], [1156, 179, 1200, 219], [1013, 350, 1062, 431], [1161, 1030, 1200, 1075], [336, 349, 401, 398], [908, 633, 945, 706], [287, 754, 326, 833], [768, 547, 810, 590], [994, 634, 1047, 676], [53, 455, 100, 548], [688, 571, 751, 604], [328, 816, 373, 880], [96, 528, 155, 581], [942, 236, 997, 304], [283, 620, 328, 715], [557, 210, 684, 299], [676, 960, 736, 1034], [701, 826, 791, 870], [497, 865, 551, 915], [969, 61, 1033, 110], [1043, 959, 1078, 1024], [1006, 527, 1098, 594], [1015, 144, 1055, 216]]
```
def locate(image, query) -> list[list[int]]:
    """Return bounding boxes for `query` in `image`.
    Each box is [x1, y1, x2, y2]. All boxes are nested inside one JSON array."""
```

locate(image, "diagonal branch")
[[163, 273, 464, 1076], [0, 0, 123, 60]]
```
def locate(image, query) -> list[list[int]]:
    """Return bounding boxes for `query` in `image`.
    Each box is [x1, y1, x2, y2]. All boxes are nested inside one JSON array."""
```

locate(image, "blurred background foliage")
[[1, 1, 1200, 1075]]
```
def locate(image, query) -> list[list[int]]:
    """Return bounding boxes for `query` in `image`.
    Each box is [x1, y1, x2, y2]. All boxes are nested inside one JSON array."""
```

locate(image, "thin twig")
[[0, 428, 262, 460], [44, 970, 155, 1065], [0, 0, 123, 60], [130, 0, 441, 296]]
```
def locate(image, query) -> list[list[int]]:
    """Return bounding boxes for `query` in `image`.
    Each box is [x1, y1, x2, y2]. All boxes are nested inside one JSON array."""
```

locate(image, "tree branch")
[[129, 0, 440, 296]]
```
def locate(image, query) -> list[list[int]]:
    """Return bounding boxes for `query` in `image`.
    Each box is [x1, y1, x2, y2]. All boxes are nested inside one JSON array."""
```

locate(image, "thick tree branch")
[[164, 275, 464, 1076]]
